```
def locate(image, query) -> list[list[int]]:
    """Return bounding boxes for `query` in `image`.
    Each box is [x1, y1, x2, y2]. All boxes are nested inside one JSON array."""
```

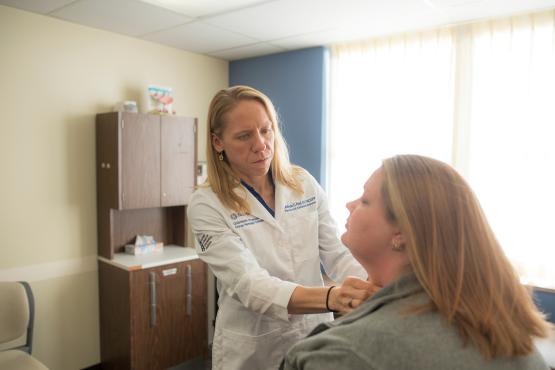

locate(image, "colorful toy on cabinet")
[[148, 85, 176, 115]]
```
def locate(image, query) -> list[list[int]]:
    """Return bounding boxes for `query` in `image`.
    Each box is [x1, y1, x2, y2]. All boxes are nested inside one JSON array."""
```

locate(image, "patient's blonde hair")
[[205, 85, 302, 213], [381, 154, 550, 359]]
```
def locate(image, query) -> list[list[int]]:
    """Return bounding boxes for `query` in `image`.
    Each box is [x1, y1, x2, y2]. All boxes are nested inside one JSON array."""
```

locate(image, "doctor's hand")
[[328, 277, 380, 313]]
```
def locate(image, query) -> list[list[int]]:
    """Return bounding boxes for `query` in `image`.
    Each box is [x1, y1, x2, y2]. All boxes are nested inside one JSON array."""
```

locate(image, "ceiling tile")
[[271, 28, 365, 50], [143, 21, 257, 54], [426, 0, 485, 8], [3, 0, 555, 61], [203, 0, 336, 41], [0, 0, 75, 14], [208, 42, 286, 61], [434, 0, 555, 22], [140, 0, 270, 18], [49, 0, 192, 36], [203, 0, 431, 41]]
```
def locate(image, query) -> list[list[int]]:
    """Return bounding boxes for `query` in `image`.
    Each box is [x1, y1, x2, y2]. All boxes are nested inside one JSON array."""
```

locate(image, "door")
[[130, 262, 187, 370], [186, 259, 208, 359], [121, 113, 160, 209], [161, 116, 196, 206]]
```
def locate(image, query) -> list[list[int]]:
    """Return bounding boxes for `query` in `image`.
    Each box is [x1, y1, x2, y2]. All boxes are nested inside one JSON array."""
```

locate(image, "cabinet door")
[[161, 116, 196, 206], [121, 113, 160, 209], [186, 259, 208, 359], [98, 261, 132, 370], [96, 113, 119, 210], [131, 262, 187, 370]]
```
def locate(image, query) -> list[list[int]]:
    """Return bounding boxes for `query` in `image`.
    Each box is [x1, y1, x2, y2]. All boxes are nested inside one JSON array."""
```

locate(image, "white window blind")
[[465, 13, 555, 288], [329, 10, 555, 289]]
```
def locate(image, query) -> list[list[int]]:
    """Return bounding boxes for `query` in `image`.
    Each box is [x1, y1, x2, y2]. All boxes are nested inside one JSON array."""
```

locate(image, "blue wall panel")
[[229, 47, 327, 186]]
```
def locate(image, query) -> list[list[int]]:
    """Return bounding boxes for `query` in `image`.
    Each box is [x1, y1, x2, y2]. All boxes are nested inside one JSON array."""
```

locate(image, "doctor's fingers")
[[342, 276, 378, 296], [343, 276, 382, 298], [340, 288, 371, 306], [332, 289, 371, 313], [349, 298, 364, 309], [343, 276, 373, 289], [340, 278, 375, 300], [330, 290, 356, 313], [332, 286, 368, 311]]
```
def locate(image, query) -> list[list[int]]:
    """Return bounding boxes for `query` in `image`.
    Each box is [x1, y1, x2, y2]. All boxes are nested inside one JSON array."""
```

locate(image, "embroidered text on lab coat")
[[231, 215, 264, 229], [284, 196, 316, 212]]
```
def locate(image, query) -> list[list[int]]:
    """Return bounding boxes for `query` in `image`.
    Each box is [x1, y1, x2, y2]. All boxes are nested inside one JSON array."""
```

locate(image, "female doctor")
[[187, 86, 373, 370]]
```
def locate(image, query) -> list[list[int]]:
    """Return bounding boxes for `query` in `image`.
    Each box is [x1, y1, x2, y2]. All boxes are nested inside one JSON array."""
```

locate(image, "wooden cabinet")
[[99, 258, 207, 370], [95, 112, 207, 370], [96, 112, 197, 260], [96, 112, 196, 211], [160, 115, 196, 207]]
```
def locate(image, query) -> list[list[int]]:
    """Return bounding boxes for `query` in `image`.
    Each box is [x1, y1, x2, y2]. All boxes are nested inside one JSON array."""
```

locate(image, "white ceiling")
[[2, 0, 555, 61]]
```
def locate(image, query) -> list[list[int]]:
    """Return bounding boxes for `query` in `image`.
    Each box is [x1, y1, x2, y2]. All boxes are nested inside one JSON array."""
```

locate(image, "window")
[[329, 28, 455, 231], [329, 10, 555, 289]]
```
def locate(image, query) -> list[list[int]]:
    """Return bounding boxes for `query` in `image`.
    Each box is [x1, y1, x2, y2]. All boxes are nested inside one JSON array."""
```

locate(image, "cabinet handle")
[[149, 272, 156, 327], [186, 265, 192, 316]]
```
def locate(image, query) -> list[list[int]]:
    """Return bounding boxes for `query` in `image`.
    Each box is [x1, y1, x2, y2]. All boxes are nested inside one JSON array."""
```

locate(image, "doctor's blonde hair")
[[204, 85, 303, 213], [380, 154, 550, 359]]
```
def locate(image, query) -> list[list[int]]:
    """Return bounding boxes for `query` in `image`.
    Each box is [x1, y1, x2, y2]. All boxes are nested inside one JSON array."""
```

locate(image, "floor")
[[168, 345, 212, 370], [168, 357, 210, 370]]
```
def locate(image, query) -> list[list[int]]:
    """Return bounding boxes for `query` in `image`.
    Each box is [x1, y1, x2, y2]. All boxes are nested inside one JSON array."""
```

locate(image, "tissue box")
[[125, 242, 163, 256]]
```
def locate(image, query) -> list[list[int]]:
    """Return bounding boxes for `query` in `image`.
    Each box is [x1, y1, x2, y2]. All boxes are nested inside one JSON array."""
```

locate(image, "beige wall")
[[0, 5, 227, 369]]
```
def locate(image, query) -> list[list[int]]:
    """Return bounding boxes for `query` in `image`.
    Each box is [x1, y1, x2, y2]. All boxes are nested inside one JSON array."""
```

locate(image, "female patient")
[[282, 154, 551, 370]]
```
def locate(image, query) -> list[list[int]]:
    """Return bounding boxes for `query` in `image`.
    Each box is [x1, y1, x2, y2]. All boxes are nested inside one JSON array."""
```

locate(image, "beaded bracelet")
[[325, 286, 338, 313]]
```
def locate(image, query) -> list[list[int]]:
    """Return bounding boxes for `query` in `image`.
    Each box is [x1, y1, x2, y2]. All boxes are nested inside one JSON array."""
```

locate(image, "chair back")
[[0, 282, 31, 349]]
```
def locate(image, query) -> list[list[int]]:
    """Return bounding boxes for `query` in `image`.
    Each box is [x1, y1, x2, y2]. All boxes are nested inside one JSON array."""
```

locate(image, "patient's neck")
[[366, 257, 410, 288]]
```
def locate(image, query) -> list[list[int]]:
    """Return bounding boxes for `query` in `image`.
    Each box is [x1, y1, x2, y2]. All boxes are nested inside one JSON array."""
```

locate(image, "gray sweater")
[[281, 274, 549, 370]]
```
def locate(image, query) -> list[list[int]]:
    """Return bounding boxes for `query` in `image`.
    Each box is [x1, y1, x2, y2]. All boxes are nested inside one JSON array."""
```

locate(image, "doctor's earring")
[[218, 152, 224, 161], [392, 240, 405, 252]]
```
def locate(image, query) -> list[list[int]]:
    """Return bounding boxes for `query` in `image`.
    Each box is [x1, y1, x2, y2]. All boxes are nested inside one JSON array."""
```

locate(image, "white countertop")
[[98, 245, 199, 271]]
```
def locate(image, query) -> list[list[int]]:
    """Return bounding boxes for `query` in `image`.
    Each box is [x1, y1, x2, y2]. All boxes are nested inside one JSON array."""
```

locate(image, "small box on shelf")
[[125, 242, 163, 256]]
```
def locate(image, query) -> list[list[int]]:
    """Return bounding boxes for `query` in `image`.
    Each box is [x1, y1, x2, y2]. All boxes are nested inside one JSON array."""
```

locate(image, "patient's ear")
[[392, 231, 405, 244], [391, 232, 407, 253]]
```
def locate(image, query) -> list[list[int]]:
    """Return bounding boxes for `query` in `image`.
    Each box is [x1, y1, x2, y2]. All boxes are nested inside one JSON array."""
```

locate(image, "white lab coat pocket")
[[220, 327, 301, 370]]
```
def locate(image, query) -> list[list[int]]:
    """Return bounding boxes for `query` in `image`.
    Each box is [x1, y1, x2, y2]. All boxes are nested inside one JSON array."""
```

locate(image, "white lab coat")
[[187, 169, 366, 370]]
